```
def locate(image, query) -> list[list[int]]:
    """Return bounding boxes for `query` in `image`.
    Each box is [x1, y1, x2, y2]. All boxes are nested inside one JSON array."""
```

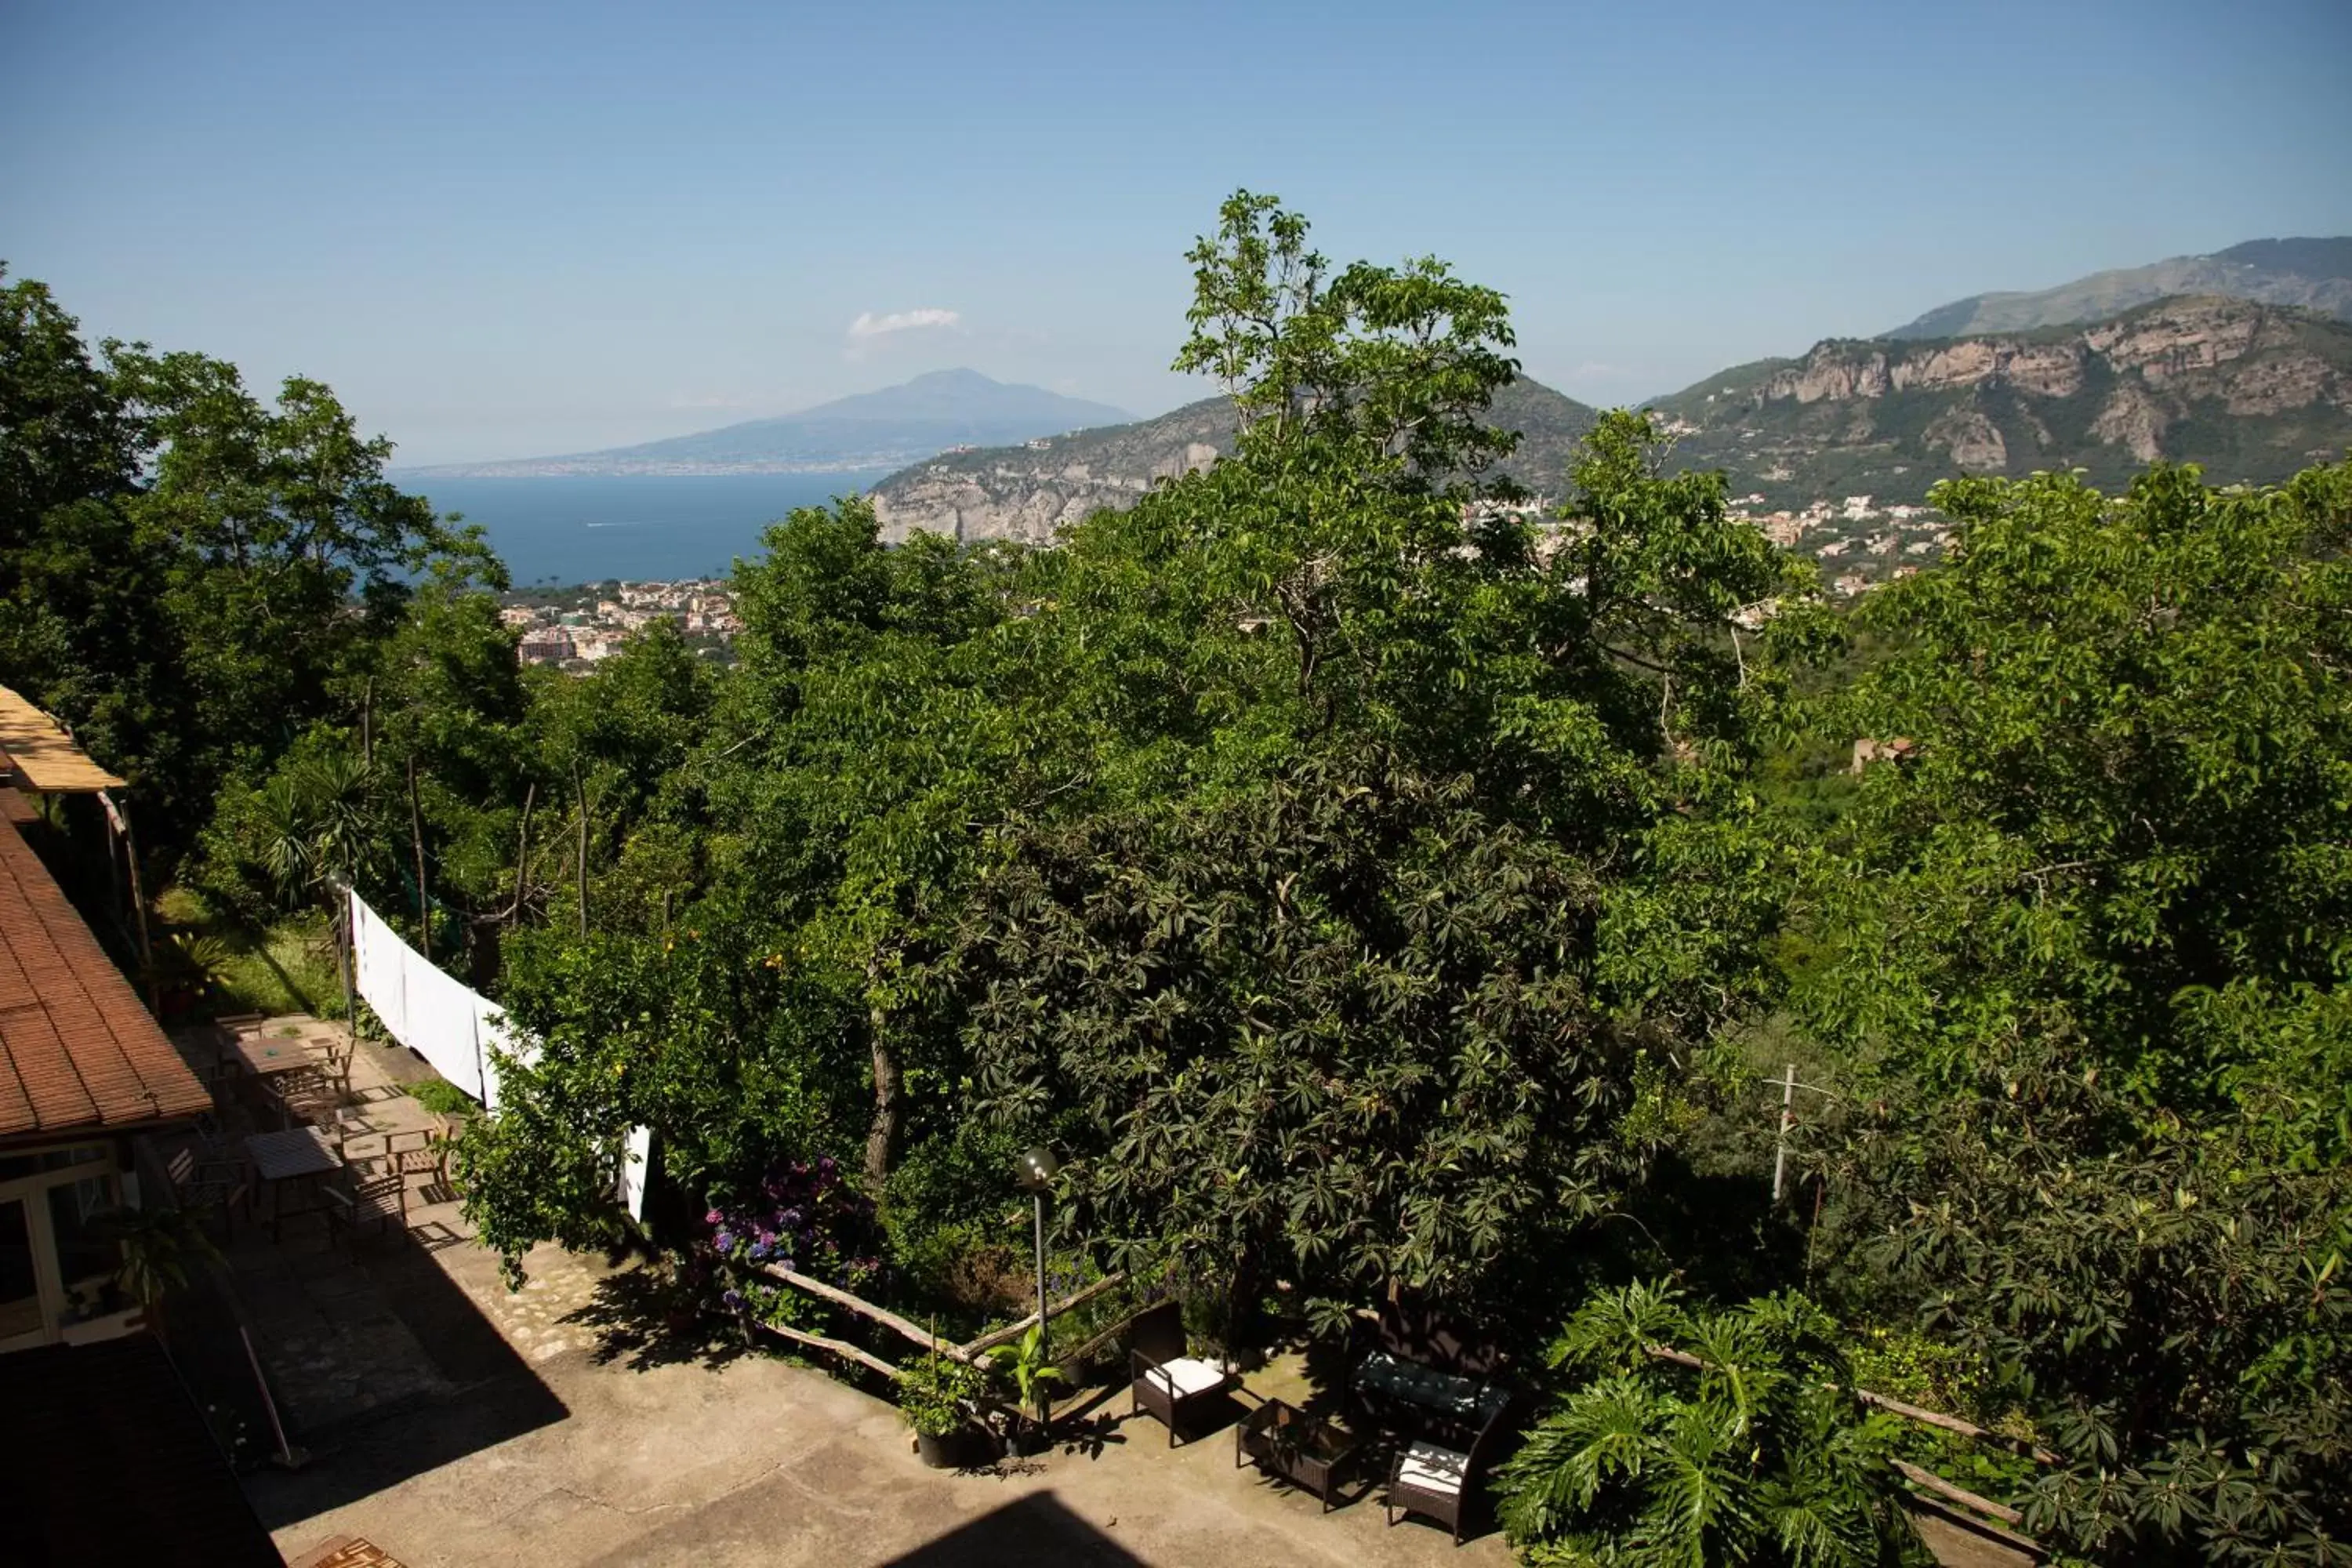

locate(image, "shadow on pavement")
[[559, 1268, 752, 1374], [881, 1491, 1146, 1567], [235, 1232, 570, 1530]]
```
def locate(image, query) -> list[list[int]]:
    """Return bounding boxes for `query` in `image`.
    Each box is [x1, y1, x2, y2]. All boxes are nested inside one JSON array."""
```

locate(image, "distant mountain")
[[408, 370, 1131, 477], [1653, 295, 2352, 509], [869, 377, 1601, 543], [1887, 238, 2352, 339]]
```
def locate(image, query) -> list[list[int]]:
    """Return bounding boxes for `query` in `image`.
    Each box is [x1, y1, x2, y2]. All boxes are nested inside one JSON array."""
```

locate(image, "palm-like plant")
[[989, 1323, 1066, 1428], [93, 1203, 223, 1337], [1497, 1282, 1925, 1567], [258, 750, 379, 908]]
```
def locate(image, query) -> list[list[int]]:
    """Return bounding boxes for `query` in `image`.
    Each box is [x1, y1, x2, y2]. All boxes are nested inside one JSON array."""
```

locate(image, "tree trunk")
[[570, 759, 590, 937], [863, 998, 901, 1196], [407, 754, 430, 962]]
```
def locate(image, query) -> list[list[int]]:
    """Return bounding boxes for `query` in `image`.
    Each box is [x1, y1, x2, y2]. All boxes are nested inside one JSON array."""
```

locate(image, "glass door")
[[0, 1196, 46, 1350]]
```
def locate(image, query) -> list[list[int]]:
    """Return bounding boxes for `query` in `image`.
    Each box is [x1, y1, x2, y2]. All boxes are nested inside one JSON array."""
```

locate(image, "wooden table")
[[245, 1126, 343, 1238], [227, 1033, 319, 1079], [334, 1096, 443, 1167]]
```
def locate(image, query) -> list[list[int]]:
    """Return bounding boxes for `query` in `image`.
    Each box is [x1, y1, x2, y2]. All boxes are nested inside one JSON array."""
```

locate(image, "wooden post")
[[506, 782, 536, 924], [333, 880, 358, 1033], [570, 759, 589, 937], [1771, 1062, 1796, 1202], [100, 793, 158, 1011], [407, 755, 430, 962]]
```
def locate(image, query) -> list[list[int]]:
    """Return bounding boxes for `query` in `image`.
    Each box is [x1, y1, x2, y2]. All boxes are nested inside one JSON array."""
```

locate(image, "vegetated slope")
[[1886, 237, 2352, 339], [409, 369, 1132, 478], [868, 376, 1600, 543], [1652, 296, 2352, 510]]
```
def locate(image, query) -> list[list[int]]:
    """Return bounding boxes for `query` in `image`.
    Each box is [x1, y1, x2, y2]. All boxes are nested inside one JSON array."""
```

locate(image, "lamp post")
[[1014, 1145, 1060, 1430]]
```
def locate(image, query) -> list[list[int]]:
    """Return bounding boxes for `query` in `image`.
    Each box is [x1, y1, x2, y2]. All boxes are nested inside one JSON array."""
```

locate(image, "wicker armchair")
[[1127, 1301, 1240, 1447], [1382, 1389, 1517, 1546]]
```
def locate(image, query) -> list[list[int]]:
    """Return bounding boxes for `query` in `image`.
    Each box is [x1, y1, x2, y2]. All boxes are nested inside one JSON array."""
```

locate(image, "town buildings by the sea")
[[503, 579, 742, 669]]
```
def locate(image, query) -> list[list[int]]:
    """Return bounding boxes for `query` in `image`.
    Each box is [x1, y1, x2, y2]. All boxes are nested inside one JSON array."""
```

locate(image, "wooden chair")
[[308, 1032, 357, 1096], [323, 1170, 409, 1250], [1127, 1300, 1242, 1447], [267, 1065, 344, 1127], [166, 1144, 251, 1236]]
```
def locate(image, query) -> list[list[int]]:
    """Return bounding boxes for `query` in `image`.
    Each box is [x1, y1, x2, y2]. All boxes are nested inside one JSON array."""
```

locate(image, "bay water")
[[404, 474, 881, 586]]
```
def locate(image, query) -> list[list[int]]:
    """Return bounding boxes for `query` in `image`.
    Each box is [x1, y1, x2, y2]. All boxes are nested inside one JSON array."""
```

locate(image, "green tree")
[[1790, 460, 2352, 1562], [0, 270, 503, 869], [960, 197, 1821, 1336]]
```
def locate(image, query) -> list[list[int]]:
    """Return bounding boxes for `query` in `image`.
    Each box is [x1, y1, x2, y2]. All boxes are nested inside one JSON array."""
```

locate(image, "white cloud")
[[847, 307, 961, 339]]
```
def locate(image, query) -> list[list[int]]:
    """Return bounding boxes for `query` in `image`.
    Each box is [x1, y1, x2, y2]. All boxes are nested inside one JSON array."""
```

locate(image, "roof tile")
[[0, 808, 210, 1141]]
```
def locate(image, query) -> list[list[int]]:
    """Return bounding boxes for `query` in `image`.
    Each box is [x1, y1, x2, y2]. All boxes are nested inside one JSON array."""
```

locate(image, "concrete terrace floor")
[[246, 1229, 1513, 1568], [221, 1021, 2029, 1568]]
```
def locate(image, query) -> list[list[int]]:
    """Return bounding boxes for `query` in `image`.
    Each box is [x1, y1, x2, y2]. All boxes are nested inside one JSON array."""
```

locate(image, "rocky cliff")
[[869, 379, 1600, 543], [1653, 296, 2352, 507]]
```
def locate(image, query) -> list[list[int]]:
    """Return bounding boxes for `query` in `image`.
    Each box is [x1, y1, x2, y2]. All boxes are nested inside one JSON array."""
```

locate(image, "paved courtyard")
[[212, 1023, 2026, 1568], [245, 1227, 1514, 1567]]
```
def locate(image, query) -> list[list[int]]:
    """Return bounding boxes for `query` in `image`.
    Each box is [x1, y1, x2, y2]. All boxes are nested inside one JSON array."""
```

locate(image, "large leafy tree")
[[0, 269, 502, 867], [1792, 461, 2352, 1562], [960, 195, 1820, 1334]]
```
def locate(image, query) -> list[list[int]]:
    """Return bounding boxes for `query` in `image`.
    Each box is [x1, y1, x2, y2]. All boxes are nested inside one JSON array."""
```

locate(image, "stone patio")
[[182, 1014, 2029, 1568]]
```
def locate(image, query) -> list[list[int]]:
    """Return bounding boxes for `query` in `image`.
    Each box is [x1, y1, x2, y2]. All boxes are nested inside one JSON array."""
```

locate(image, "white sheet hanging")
[[344, 888, 637, 1199]]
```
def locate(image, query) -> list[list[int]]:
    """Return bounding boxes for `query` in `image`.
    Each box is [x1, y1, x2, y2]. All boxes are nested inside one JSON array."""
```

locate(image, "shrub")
[[703, 1156, 881, 1291], [407, 1078, 477, 1118], [1497, 1282, 1926, 1568], [898, 1348, 985, 1438]]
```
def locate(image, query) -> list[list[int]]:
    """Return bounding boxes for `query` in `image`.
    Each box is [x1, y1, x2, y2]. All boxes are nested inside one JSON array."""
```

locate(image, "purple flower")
[[713, 1229, 736, 1253], [748, 1240, 772, 1261], [720, 1289, 745, 1311]]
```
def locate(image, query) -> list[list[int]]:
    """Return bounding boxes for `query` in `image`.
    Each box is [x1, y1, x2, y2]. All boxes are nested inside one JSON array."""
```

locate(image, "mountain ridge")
[[868, 376, 1602, 544], [1887, 237, 2352, 339], [405, 369, 1132, 478], [1653, 294, 2352, 508]]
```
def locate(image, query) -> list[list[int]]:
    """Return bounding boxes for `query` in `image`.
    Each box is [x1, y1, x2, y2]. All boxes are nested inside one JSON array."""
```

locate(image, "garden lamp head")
[[1015, 1145, 1060, 1193]]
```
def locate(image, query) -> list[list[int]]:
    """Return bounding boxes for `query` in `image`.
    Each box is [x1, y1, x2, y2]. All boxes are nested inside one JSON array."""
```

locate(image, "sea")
[[403, 474, 883, 586]]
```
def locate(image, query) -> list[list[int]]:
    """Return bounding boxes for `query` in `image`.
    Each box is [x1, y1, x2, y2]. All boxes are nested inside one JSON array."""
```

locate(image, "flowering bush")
[[703, 1156, 883, 1292]]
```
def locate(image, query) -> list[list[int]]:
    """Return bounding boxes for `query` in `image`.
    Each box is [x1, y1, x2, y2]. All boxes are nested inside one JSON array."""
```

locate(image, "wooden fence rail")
[[747, 1260, 1134, 1367]]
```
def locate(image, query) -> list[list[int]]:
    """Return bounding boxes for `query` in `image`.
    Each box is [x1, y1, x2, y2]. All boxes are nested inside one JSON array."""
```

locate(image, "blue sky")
[[5, 0, 2348, 466]]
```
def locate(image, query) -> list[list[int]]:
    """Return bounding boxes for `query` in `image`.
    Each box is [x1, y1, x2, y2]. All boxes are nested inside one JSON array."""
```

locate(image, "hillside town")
[[503, 579, 741, 667], [1727, 492, 1955, 596], [499, 495, 1954, 673]]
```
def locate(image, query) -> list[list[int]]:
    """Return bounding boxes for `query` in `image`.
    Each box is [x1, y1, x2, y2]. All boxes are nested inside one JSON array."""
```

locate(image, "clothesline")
[[347, 887, 650, 1221]]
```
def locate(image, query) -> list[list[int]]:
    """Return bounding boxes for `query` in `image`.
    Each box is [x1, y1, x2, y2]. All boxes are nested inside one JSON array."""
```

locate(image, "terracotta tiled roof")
[[0, 808, 209, 1142]]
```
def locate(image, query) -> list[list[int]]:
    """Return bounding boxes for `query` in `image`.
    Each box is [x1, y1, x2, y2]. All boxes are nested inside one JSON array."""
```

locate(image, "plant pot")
[[914, 1428, 972, 1468]]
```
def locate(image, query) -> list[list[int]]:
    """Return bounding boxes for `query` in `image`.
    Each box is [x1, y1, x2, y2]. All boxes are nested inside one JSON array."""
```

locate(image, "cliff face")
[[868, 379, 1600, 544], [1655, 296, 2352, 507], [869, 400, 1235, 544]]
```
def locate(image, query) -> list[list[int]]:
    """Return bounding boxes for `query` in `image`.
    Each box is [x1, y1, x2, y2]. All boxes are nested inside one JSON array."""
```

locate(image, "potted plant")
[[900, 1348, 986, 1468], [988, 1323, 1066, 1454], [93, 1202, 223, 1341]]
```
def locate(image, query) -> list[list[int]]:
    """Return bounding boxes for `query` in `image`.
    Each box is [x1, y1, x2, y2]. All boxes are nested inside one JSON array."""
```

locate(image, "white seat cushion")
[[1141, 1355, 1229, 1398], [1396, 1440, 1468, 1495]]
